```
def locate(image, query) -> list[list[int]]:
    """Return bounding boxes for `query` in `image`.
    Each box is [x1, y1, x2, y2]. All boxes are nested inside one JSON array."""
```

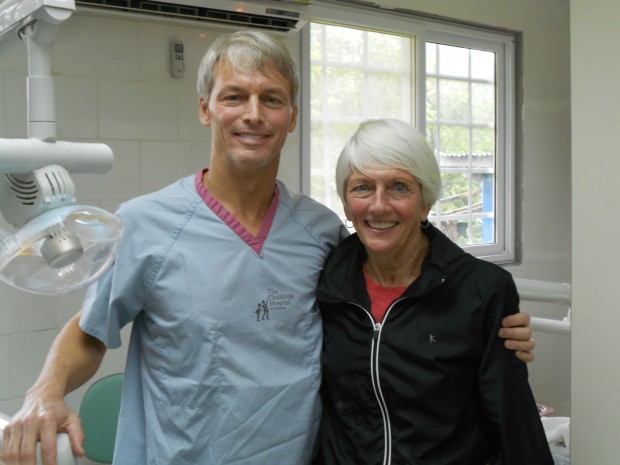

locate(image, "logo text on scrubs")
[[267, 288, 293, 309], [254, 289, 295, 321]]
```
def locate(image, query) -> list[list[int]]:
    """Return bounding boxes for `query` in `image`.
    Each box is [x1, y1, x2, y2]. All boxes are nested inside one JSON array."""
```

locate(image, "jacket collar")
[[317, 223, 468, 304]]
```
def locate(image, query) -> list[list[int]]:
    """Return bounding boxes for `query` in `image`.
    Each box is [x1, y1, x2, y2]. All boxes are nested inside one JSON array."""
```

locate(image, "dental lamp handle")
[[37, 433, 77, 465], [0, 412, 77, 465]]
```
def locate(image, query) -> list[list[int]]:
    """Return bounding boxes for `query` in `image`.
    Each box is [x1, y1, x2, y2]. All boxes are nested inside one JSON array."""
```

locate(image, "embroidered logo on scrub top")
[[255, 299, 270, 321], [254, 288, 295, 321]]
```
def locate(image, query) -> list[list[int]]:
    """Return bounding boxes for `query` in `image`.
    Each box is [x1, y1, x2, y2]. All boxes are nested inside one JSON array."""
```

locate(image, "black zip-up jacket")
[[314, 225, 553, 465]]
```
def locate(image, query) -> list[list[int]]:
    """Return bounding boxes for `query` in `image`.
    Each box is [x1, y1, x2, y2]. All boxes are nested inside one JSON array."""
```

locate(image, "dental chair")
[[79, 373, 124, 464]]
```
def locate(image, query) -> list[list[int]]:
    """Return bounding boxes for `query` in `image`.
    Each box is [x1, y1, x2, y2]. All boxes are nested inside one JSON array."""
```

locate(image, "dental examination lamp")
[[0, 0, 122, 295]]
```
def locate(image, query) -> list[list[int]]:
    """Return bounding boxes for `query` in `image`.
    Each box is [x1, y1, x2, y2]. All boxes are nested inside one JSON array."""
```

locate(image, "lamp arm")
[[0, 1, 76, 141], [0, 139, 113, 174], [0, 0, 75, 43], [25, 20, 58, 141], [0, 1, 121, 296]]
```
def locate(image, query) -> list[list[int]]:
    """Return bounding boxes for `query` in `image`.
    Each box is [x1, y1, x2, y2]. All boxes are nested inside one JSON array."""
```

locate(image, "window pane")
[[427, 41, 499, 249], [439, 125, 470, 155], [310, 23, 413, 219], [472, 128, 495, 161], [310, 121, 325, 169], [367, 32, 409, 68], [426, 42, 438, 74], [426, 77, 438, 120], [471, 82, 495, 124], [325, 67, 364, 116], [310, 120, 361, 216], [439, 79, 470, 123], [367, 73, 410, 117], [438, 45, 469, 77], [310, 26, 323, 60], [438, 172, 471, 212], [471, 49, 495, 81], [325, 26, 364, 63], [310, 65, 323, 116], [439, 80, 470, 122]]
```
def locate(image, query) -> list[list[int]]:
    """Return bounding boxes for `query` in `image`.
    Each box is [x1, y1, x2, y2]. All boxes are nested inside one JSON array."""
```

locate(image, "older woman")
[[314, 119, 552, 465]]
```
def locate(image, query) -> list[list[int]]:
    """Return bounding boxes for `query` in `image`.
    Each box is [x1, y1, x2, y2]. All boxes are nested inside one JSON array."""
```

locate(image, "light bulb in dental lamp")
[[0, 139, 123, 295]]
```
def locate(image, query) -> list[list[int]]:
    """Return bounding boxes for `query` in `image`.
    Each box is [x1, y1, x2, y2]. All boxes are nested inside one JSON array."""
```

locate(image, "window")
[[308, 23, 414, 219], [425, 32, 515, 261], [303, 3, 516, 263]]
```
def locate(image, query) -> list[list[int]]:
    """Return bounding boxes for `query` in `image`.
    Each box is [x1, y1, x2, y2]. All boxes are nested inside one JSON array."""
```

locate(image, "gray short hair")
[[196, 30, 299, 107], [336, 119, 442, 209]]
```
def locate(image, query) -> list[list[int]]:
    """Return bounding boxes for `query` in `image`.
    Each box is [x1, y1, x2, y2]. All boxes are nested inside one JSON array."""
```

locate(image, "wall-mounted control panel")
[[170, 40, 184, 78]]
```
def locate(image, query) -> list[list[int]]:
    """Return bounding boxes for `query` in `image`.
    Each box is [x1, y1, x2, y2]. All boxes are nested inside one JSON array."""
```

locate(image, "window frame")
[[425, 27, 517, 262], [301, 1, 518, 263]]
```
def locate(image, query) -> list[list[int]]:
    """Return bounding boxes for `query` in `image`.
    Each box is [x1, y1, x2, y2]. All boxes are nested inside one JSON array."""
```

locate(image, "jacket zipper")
[[370, 319, 391, 465], [358, 298, 407, 465], [332, 276, 444, 464]]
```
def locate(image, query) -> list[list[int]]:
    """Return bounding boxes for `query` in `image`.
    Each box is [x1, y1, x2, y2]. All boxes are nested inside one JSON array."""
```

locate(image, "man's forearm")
[[28, 311, 107, 399]]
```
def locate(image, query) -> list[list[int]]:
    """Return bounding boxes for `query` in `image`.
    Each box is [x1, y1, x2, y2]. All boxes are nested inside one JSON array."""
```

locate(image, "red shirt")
[[363, 266, 408, 322]]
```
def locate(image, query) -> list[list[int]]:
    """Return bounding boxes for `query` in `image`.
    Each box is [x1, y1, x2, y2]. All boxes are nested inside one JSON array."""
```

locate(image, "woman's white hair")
[[335, 118, 442, 209]]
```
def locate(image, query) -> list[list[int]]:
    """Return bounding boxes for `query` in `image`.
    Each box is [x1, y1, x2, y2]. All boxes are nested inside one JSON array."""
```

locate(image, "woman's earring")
[[421, 219, 430, 229], [345, 219, 354, 229]]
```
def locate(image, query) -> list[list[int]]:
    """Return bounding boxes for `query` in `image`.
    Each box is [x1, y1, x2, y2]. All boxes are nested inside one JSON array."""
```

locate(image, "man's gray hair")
[[196, 30, 299, 107]]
